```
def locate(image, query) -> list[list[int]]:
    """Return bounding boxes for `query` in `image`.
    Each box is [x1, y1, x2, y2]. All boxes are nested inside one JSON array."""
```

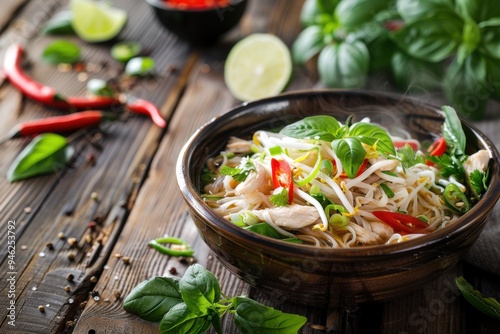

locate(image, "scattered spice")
[[113, 289, 121, 299], [58, 232, 65, 239], [21, 245, 28, 250], [169, 267, 177, 275], [67, 253, 75, 261], [24, 206, 32, 213], [64, 285, 71, 293], [85, 235, 93, 244], [46, 242, 54, 250], [90, 276, 97, 283], [90, 192, 99, 201], [38, 305, 45, 312], [122, 256, 130, 265], [67, 237, 77, 248], [86, 153, 96, 166], [66, 273, 74, 282], [114, 253, 122, 259], [87, 221, 97, 230], [73, 62, 85, 72]]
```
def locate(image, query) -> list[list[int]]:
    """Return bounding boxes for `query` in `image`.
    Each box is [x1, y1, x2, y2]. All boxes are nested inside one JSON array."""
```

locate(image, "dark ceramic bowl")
[[145, 0, 247, 44], [176, 90, 500, 307]]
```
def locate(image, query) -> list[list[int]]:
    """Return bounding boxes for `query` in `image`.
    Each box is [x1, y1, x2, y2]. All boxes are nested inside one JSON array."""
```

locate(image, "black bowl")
[[177, 90, 500, 307], [145, 0, 247, 45]]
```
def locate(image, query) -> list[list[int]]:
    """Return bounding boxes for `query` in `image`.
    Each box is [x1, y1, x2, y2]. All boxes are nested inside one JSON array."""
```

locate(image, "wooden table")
[[1, 0, 499, 333]]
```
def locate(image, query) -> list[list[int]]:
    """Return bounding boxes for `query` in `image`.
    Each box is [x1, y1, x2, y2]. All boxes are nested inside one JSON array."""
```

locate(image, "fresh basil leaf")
[[456, 276, 500, 320], [396, 0, 455, 23], [478, 18, 500, 60], [87, 78, 114, 97], [40, 11, 74, 35], [457, 19, 481, 64], [279, 115, 341, 142], [233, 296, 307, 334], [292, 25, 326, 64], [7, 134, 72, 182], [317, 0, 338, 15], [335, 0, 391, 30], [318, 40, 369, 88], [455, 0, 500, 23], [125, 57, 155, 76], [111, 41, 141, 63], [391, 51, 443, 91], [443, 53, 489, 120], [159, 303, 213, 334], [300, 0, 336, 26], [442, 106, 466, 156], [41, 39, 81, 64], [348, 122, 396, 156], [179, 264, 220, 316], [390, 15, 463, 62], [123, 276, 183, 322], [332, 137, 366, 179]]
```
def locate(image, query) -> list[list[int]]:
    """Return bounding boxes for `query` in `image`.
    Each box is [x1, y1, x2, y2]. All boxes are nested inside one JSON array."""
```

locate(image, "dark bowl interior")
[[176, 90, 500, 307], [145, 0, 247, 45]]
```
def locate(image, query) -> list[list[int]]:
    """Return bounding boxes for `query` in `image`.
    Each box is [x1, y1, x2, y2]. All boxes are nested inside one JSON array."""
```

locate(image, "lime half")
[[224, 34, 292, 101], [71, 0, 127, 42]]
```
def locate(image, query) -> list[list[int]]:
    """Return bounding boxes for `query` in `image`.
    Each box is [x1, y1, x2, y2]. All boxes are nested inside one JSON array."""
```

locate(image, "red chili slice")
[[339, 159, 369, 178], [271, 158, 294, 204], [393, 139, 420, 151], [428, 137, 447, 156], [372, 211, 429, 235]]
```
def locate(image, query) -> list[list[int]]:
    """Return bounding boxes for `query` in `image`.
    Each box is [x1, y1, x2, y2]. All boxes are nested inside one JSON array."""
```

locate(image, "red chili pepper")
[[271, 158, 294, 204], [372, 211, 429, 235], [1, 111, 117, 143], [126, 98, 166, 128], [428, 137, 447, 156], [392, 139, 420, 151], [339, 159, 369, 178], [3, 44, 65, 105]]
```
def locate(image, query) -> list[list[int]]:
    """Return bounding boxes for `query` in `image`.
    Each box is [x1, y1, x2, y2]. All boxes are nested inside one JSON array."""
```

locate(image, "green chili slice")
[[443, 183, 470, 214], [148, 237, 194, 257], [295, 147, 322, 186], [380, 183, 394, 198]]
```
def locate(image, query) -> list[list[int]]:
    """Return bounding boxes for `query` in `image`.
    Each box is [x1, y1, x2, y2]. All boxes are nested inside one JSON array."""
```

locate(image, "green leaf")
[[455, 0, 500, 23], [396, 0, 455, 23], [397, 144, 425, 169], [484, 56, 500, 100], [179, 264, 220, 316], [457, 19, 481, 64], [292, 26, 326, 64], [348, 122, 396, 156], [233, 296, 307, 334], [159, 303, 213, 334], [456, 276, 500, 320], [300, 0, 338, 26], [269, 188, 289, 207], [390, 15, 463, 62], [331, 137, 366, 179], [279, 115, 341, 142], [335, 0, 391, 30], [467, 169, 488, 201], [220, 159, 255, 182], [123, 276, 183, 322], [478, 18, 500, 60], [391, 51, 443, 91], [317, 40, 369, 88], [40, 11, 74, 35], [125, 57, 155, 76], [41, 39, 81, 64], [245, 223, 285, 239], [442, 106, 466, 156], [427, 153, 466, 181], [443, 53, 489, 120], [7, 134, 72, 182]]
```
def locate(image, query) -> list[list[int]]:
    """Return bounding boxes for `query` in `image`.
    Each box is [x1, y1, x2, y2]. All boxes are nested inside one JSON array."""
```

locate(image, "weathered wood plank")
[[0, 0, 194, 331]]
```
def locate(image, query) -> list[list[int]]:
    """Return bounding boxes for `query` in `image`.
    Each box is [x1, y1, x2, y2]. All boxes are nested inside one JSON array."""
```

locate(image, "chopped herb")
[[397, 144, 425, 169], [380, 183, 394, 198], [269, 187, 289, 207]]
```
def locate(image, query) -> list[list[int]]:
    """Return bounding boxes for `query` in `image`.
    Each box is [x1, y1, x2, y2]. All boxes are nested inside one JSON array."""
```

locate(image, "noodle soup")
[[201, 107, 490, 248]]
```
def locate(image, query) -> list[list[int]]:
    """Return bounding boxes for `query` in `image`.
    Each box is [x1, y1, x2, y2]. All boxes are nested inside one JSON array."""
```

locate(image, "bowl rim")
[[177, 89, 500, 258], [145, 0, 247, 12]]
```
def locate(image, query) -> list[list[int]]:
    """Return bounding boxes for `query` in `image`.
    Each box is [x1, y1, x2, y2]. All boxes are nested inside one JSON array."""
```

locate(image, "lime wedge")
[[71, 0, 127, 42], [224, 34, 292, 101]]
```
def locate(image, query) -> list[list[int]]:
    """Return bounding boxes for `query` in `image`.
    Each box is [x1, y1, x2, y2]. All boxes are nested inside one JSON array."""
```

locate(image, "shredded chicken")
[[251, 205, 320, 229], [235, 163, 272, 196], [463, 149, 489, 176]]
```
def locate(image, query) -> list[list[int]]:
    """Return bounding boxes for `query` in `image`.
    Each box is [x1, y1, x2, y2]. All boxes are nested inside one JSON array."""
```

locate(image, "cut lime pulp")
[[224, 34, 292, 101]]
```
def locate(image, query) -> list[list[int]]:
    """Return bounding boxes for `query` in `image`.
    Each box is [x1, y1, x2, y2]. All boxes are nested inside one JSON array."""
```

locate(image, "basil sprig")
[[280, 115, 395, 179], [124, 264, 307, 334], [293, 0, 500, 119]]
